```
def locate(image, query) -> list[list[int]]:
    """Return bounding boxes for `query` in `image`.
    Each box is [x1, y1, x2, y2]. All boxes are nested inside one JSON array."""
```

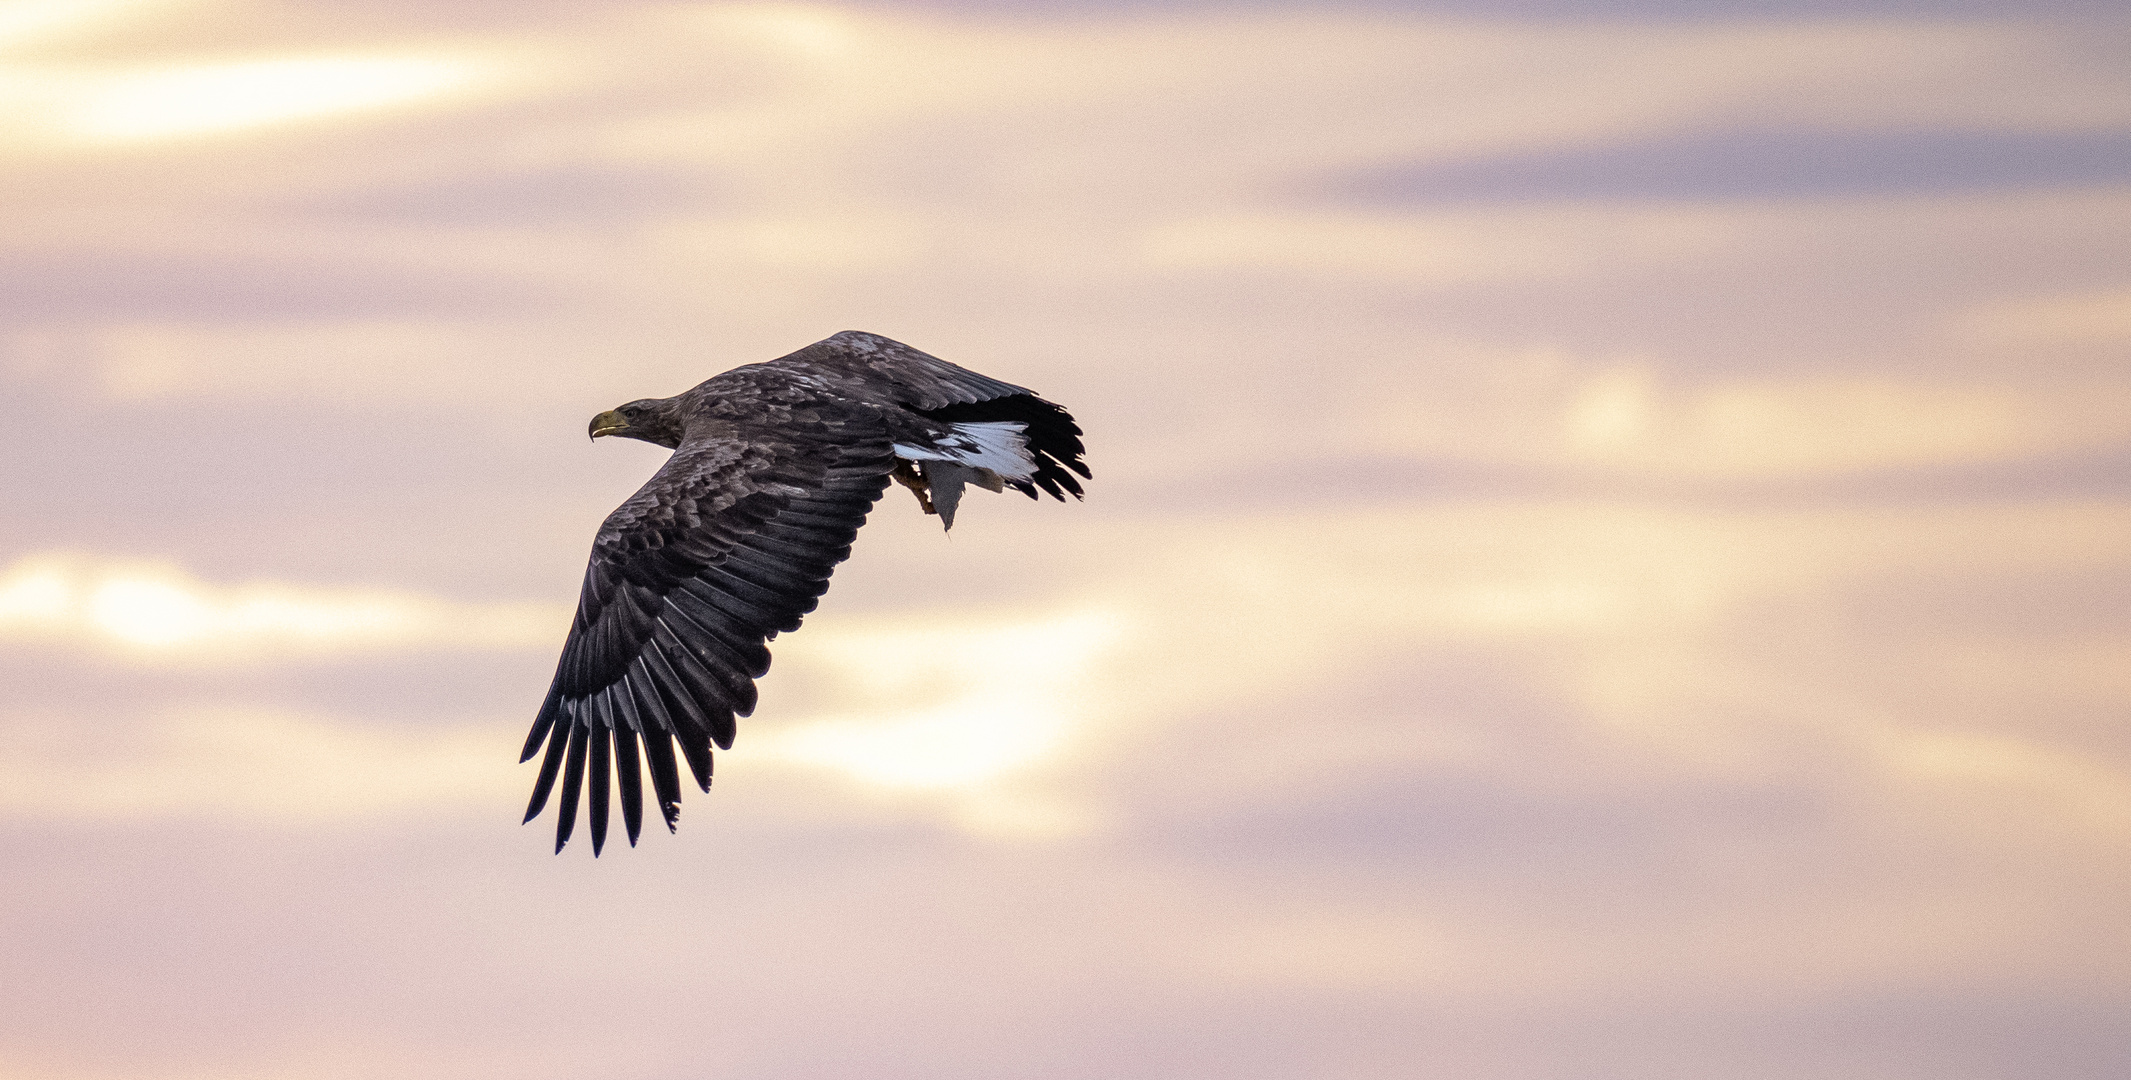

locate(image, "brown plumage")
[[520, 331, 1090, 854]]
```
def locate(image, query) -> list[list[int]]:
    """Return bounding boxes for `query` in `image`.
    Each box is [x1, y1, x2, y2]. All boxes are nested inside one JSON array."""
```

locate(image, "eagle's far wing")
[[520, 427, 894, 854], [787, 330, 1034, 409], [776, 330, 1092, 501]]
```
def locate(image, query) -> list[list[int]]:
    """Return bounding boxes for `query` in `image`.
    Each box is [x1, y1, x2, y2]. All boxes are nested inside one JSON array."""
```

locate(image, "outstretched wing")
[[520, 427, 894, 854], [771, 330, 1092, 500]]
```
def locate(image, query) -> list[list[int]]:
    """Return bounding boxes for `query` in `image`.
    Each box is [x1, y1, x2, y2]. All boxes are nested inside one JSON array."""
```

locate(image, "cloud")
[[1, 4, 2129, 1078], [299, 164, 726, 226], [1331, 129, 2131, 204], [0, 552, 565, 660], [3, 320, 576, 401], [2, 502, 2128, 1073], [1549, 367, 2131, 478], [1139, 205, 1736, 281], [29, 493, 2129, 830], [0, 15, 512, 156], [749, 607, 1127, 835], [0, 0, 180, 52], [1957, 287, 2131, 346], [59, 54, 490, 145], [1162, 332, 2130, 485], [0, 706, 512, 821]]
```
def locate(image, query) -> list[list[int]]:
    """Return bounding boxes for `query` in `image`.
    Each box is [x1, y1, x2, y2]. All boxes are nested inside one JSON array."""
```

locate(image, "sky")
[[2, 1, 2129, 1077]]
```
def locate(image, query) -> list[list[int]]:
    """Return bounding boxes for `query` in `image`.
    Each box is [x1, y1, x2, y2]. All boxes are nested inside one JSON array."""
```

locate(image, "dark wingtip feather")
[[638, 725, 683, 834], [677, 734, 714, 793], [615, 726, 644, 847], [589, 726, 612, 856], [520, 691, 562, 762], [522, 706, 572, 824], [553, 721, 589, 854]]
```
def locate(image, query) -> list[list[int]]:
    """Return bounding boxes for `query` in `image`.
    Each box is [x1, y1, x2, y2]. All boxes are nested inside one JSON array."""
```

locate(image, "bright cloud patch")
[[1349, 355, 2131, 481], [67, 53, 487, 143], [0, 553, 562, 658], [0, 0, 164, 49], [751, 608, 1126, 833], [1562, 369, 2041, 476]]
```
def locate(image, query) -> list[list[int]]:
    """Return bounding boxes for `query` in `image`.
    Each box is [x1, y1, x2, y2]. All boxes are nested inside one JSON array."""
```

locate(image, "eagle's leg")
[[891, 459, 937, 515]]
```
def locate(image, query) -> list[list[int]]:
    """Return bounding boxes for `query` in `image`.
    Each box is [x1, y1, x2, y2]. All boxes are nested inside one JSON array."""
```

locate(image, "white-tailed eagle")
[[520, 331, 1089, 854]]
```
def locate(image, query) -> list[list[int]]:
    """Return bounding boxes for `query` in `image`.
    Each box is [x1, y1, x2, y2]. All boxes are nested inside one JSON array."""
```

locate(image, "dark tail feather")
[[916, 394, 1089, 503]]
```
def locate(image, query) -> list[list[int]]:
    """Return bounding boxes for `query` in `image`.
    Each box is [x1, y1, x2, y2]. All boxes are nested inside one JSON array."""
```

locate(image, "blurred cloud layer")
[[2, 2, 2128, 1078]]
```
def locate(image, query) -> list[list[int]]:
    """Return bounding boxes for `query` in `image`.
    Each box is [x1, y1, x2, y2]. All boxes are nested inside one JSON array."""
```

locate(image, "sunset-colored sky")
[[3, 1, 2129, 1077]]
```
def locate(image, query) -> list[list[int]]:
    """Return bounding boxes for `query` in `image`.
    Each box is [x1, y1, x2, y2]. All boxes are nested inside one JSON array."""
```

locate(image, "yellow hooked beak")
[[589, 410, 629, 439]]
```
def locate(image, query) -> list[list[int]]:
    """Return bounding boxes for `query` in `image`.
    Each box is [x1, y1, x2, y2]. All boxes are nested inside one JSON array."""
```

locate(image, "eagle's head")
[[588, 398, 686, 449]]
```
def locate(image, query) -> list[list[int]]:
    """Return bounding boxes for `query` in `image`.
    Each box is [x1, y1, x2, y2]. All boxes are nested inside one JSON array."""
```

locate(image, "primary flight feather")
[[520, 331, 1090, 854]]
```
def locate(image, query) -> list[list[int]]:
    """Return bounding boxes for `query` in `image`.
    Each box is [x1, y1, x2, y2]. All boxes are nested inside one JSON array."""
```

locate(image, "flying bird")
[[520, 331, 1089, 854]]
